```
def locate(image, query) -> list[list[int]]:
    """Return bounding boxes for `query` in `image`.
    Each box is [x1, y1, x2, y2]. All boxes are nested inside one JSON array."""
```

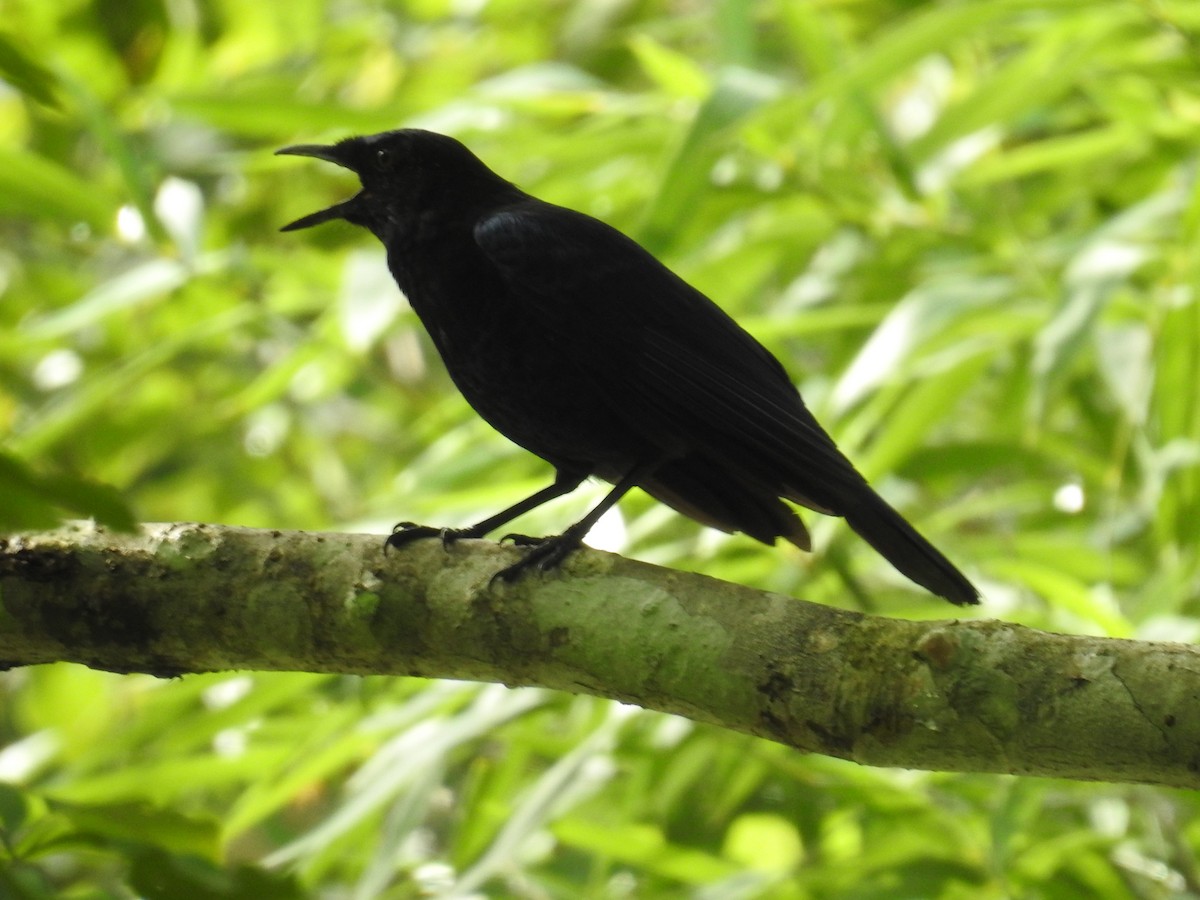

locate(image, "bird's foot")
[[498, 533, 544, 548], [490, 532, 583, 585], [384, 522, 482, 553]]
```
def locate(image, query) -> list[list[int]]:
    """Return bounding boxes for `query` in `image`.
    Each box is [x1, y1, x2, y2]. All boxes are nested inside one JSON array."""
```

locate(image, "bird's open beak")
[[275, 143, 364, 232]]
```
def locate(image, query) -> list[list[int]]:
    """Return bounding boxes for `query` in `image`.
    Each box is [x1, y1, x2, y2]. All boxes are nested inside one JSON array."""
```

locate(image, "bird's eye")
[[376, 148, 392, 169]]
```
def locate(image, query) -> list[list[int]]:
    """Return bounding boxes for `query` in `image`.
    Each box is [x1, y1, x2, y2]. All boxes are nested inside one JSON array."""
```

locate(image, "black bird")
[[277, 129, 978, 605]]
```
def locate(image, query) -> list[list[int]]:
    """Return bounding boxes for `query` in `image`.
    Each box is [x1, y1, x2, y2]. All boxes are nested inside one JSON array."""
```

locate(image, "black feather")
[[279, 129, 979, 604]]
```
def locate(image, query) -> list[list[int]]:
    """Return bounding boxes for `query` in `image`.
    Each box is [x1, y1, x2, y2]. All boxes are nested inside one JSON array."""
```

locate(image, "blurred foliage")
[[2, 0, 1200, 896]]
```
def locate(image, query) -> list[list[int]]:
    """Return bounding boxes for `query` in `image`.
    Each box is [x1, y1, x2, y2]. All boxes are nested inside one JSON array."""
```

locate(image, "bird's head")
[[276, 129, 512, 241]]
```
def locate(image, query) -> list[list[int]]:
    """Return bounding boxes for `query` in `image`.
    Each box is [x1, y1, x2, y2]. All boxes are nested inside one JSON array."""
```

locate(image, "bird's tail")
[[842, 490, 978, 606]]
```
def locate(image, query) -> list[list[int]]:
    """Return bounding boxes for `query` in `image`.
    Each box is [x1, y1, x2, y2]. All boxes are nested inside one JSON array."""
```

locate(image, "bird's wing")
[[474, 201, 868, 511]]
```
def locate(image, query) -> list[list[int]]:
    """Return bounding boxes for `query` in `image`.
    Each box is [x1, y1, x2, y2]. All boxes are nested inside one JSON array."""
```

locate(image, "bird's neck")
[[385, 228, 507, 352]]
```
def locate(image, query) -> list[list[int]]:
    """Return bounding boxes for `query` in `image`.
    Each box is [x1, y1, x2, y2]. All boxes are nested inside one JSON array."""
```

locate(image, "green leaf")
[[56, 801, 219, 858], [0, 33, 62, 108], [628, 35, 710, 99], [0, 453, 137, 532], [638, 67, 780, 254], [0, 783, 29, 834], [0, 149, 115, 230], [130, 847, 304, 900]]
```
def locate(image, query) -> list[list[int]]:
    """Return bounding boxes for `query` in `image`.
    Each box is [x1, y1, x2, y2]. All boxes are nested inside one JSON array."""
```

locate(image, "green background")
[[2, 0, 1199, 896]]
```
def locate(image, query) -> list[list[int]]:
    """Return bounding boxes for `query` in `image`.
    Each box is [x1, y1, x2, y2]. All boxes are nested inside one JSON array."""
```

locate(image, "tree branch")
[[1, 522, 1196, 788]]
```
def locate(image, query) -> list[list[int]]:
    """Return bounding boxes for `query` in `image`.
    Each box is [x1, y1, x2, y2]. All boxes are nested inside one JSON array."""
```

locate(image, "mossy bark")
[[2, 522, 1196, 788]]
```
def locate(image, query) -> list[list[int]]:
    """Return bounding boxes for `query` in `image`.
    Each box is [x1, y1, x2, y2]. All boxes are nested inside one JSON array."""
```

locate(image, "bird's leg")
[[384, 469, 586, 553], [491, 462, 654, 584]]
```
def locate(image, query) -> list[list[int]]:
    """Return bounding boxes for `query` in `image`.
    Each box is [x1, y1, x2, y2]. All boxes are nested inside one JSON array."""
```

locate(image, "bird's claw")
[[498, 532, 544, 547], [384, 522, 477, 553], [489, 533, 581, 586], [385, 524, 582, 587]]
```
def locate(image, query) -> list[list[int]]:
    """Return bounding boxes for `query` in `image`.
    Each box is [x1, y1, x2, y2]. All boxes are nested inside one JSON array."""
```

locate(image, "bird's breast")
[[389, 243, 649, 473]]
